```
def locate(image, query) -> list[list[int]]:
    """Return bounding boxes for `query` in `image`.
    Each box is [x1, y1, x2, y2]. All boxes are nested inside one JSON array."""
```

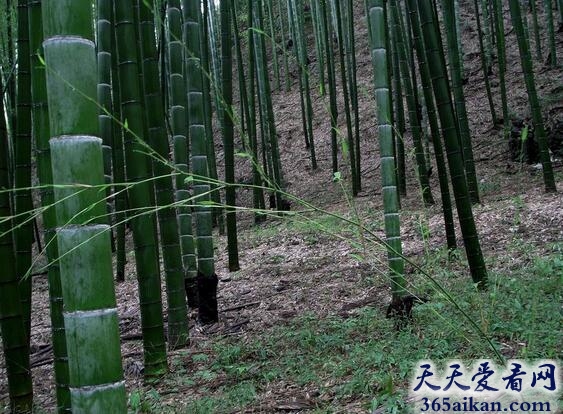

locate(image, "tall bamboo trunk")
[[508, 0, 557, 193], [333, 0, 359, 195], [114, 0, 169, 377], [254, 0, 285, 209], [367, 0, 406, 312], [0, 65, 34, 414], [406, 0, 457, 251], [167, 0, 199, 309], [221, 0, 241, 272], [184, 0, 220, 324], [137, 0, 189, 349], [415, 0, 488, 288], [42, 0, 127, 409], [201, 0, 225, 234], [14, 0, 34, 342], [28, 1, 71, 409], [245, 0, 267, 223], [389, 0, 434, 206], [109, 0, 127, 283]]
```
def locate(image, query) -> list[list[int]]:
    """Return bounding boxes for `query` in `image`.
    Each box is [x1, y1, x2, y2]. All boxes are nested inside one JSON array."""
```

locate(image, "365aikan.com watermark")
[[408, 360, 561, 412]]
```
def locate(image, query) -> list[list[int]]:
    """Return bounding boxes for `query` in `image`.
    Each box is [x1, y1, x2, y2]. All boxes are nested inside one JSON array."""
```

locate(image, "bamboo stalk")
[[14, 0, 33, 342], [366, 0, 406, 301], [416, 0, 488, 288], [406, 0, 457, 251], [114, 0, 168, 377], [167, 0, 198, 309], [0, 62, 33, 414], [220, 0, 241, 272], [509, 0, 557, 192], [389, 0, 434, 206], [138, 0, 190, 348], [28, 1, 71, 409], [42, 0, 126, 408], [184, 0, 220, 324]]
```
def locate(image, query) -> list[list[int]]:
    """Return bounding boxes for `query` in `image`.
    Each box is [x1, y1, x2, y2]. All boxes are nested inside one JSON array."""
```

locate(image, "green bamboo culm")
[[388, 13, 406, 196], [287, 0, 317, 168], [28, 0, 71, 409], [230, 0, 247, 149], [114, 0, 169, 377], [109, 0, 127, 283], [544, 0, 557, 66], [221, 0, 241, 272], [389, 0, 434, 207], [251, 8, 273, 184], [286, 0, 311, 151], [14, 0, 34, 341], [334, 0, 359, 195], [366, 0, 406, 301], [508, 0, 557, 193], [231, 0, 251, 153], [265, 0, 281, 90], [168, 1, 199, 309], [320, 0, 339, 174], [138, 0, 190, 349], [245, 0, 267, 223], [4, 1, 17, 136], [206, 0, 225, 139], [492, 0, 510, 140], [415, 0, 488, 288], [254, 0, 286, 209], [345, 0, 360, 179], [381, 0, 400, 207], [480, 0, 493, 71], [310, 0, 326, 95], [406, 0, 457, 251], [0, 71, 34, 414], [96, 0, 115, 232], [278, 0, 292, 92], [42, 0, 127, 410], [441, 0, 481, 204], [200, 0, 225, 235], [473, 0, 498, 128], [529, 0, 543, 60], [184, 0, 219, 324], [291, 0, 317, 170]]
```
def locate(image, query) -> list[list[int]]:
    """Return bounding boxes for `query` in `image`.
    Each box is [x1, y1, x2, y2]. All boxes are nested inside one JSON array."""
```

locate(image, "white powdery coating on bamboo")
[[50, 135, 101, 144], [70, 380, 126, 394], [43, 36, 95, 48], [65, 307, 118, 318], [57, 224, 110, 233]]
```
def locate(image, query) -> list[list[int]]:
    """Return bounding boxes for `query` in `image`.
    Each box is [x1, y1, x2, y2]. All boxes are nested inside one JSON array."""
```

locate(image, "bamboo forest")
[[1, 0, 562, 412]]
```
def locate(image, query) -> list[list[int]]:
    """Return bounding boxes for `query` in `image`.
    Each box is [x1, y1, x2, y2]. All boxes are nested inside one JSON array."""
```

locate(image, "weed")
[[478, 178, 501, 196], [172, 243, 561, 413], [128, 389, 162, 413]]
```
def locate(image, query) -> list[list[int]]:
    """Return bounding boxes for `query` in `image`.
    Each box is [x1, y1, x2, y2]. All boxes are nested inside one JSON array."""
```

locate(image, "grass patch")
[[245, 212, 362, 244], [150, 242, 562, 413]]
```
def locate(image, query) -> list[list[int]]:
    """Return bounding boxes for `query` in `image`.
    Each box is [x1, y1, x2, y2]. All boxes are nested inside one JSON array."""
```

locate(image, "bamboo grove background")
[[0, 0, 561, 411]]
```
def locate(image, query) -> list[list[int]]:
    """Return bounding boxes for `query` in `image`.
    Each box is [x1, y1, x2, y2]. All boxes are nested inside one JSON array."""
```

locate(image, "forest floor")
[[1, 1, 563, 413]]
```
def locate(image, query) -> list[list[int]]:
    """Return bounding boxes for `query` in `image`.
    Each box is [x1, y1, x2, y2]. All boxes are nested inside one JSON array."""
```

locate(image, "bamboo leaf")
[[350, 253, 364, 262], [520, 125, 529, 142]]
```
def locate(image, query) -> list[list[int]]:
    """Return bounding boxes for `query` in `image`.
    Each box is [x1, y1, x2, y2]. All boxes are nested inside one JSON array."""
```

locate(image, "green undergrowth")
[[129, 242, 562, 413], [246, 211, 364, 240]]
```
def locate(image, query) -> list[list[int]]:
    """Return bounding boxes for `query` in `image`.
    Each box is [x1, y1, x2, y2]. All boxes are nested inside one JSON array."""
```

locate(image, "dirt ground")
[[1, 0, 562, 412]]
